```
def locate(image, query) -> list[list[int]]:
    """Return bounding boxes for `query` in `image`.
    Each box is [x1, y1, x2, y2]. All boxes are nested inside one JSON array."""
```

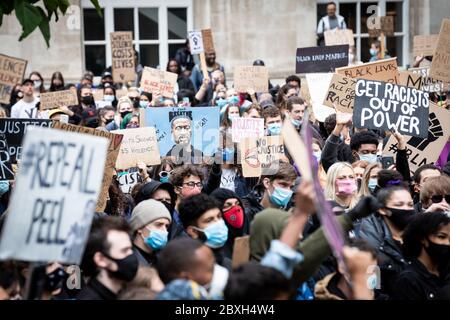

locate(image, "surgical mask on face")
[[291, 118, 301, 127], [385, 207, 415, 231], [313, 151, 322, 163], [359, 153, 378, 164], [143, 229, 168, 250], [194, 220, 228, 249], [139, 101, 148, 108], [368, 178, 378, 192], [269, 186, 293, 208], [267, 123, 282, 136], [0, 181, 10, 196], [216, 98, 227, 108], [104, 95, 115, 102], [228, 96, 239, 104], [228, 113, 239, 122], [335, 179, 357, 196], [370, 48, 378, 56], [33, 80, 42, 89]]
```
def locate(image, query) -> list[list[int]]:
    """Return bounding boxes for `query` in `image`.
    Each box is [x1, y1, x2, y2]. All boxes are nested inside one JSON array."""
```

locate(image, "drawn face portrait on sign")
[[171, 116, 192, 145]]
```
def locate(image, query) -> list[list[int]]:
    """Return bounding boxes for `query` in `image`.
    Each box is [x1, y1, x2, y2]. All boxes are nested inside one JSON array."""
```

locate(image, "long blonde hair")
[[358, 162, 382, 197], [325, 162, 359, 209]]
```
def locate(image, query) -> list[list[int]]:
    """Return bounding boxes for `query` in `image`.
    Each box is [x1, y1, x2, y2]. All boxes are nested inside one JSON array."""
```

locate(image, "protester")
[[262, 106, 283, 136], [29, 71, 45, 96], [103, 85, 118, 109], [10, 79, 39, 118], [106, 97, 133, 131], [190, 51, 225, 92], [419, 175, 450, 213], [49, 71, 65, 92], [369, 40, 391, 62], [325, 162, 359, 210], [316, 1, 347, 46], [358, 162, 382, 197], [166, 59, 195, 92]]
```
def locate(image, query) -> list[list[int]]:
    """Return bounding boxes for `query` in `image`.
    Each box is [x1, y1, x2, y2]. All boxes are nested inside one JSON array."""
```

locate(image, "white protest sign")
[[188, 31, 204, 54], [231, 117, 264, 143], [118, 172, 141, 194], [0, 127, 108, 264], [305, 73, 335, 122]]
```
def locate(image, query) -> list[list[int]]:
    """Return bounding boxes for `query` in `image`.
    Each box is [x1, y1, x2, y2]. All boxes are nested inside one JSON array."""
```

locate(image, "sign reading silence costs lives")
[[296, 45, 349, 73], [353, 79, 429, 138], [0, 126, 108, 264]]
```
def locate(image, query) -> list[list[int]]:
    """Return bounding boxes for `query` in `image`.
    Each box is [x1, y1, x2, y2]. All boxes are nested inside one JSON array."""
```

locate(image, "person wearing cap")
[[10, 79, 39, 119], [99, 71, 114, 89], [47, 106, 81, 123], [129, 199, 172, 266]]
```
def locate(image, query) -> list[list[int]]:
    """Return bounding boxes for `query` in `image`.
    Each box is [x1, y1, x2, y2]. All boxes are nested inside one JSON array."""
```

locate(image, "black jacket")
[[321, 133, 353, 172], [241, 186, 265, 222], [76, 278, 117, 300], [358, 214, 409, 297]]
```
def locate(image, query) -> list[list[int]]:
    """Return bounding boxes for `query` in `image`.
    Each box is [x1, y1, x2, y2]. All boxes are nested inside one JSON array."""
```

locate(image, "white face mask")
[[33, 80, 42, 89]]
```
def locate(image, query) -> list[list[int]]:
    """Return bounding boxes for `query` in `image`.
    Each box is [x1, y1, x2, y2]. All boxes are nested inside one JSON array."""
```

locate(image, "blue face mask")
[[223, 148, 235, 162], [195, 220, 228, 249], [216, 98, 227, 108], [267, 123, 282, 136], [144, 229, 168, 250], [313, 151, 322, 163], [359, 153, 378, 164], [139, 101, 149, 108], [370, 48, 378, 56], [291, 119, 301, 127], [368, 178, 378, 192], [228, 96, 239, 104], [0, 181, 9, 197], [160, 176, 170, 183], [269, 186, 293, 208], [103, 95, 115, 102], [228, 114, 239, 122]]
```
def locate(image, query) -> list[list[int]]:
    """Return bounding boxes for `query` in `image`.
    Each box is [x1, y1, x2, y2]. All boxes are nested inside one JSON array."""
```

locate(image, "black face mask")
[[133, 100, 140, 109], [81, 95, 94, 106], [385, 207, 416, 230], [104, 118, 114, 125], [162, 201, 174, 214], [103, 251, 139, 282], [45, 267, 67, 292], [424, 240, 450, 266], [120, 110, 132, 118]]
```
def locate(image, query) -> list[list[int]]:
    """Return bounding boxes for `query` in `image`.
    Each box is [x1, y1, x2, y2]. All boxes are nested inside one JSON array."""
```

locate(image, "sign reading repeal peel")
[[354, 79, 429, 138], [296, 45, 349, 73], [0, 127, 108, 264], [409, 67, 445, 93], [52, 122, 123, 212], [240, 136, 285, 177], [323, 73, 357, 113], [324, 29, 355, 46], [39, 89, 79, 110], [367, 16, 394, 37], [231, 117, 264, 143], [188, 31, 204, 54], [413, 35, 439, 57], [112, 127, 160, 170], [429, 19, 450, 83], [140, 67, 178, 98], [110, 31, 135, 82], [233, 66, 269, 93], [383, 103, 450, 174], [0, 54, 27, 104], [201, 29, 215, 54], [335, 57, 398, 83]]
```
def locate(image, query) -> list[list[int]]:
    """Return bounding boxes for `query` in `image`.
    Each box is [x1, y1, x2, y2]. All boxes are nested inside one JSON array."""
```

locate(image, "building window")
[[82, 0, 192, 76], [316, 0, 409, 67]]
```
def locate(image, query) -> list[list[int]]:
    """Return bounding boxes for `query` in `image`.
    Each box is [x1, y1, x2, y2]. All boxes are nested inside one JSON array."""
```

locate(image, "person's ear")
[[413, 183, 420, 194], [351, 150, 359, 161], [174, 186, 182, 197], [93, 252, 111, 270], [186, 226, 199, 239], [262, 178, 271, 190], [378, 208, 390, 217]]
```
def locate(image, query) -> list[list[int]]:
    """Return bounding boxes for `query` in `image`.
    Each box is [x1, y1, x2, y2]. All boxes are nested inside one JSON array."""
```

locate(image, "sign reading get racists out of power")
[[353, 79, 429, 138]]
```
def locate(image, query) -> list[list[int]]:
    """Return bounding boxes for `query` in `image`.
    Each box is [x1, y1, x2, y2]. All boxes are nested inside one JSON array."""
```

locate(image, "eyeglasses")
[[431, 195, 450, 204], [182, 181, 203, 189]]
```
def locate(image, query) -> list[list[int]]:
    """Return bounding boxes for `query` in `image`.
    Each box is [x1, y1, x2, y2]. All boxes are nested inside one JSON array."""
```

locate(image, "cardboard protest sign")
[[296, 45, 349, 74], [397, 71, 422, 90], [0, 127, 108, 264], [353, 79, 429, 138], [323, 73, 357, 113], [413, 35, 439, 57], [0, 134, 14, 180], [118, 172, 141, 194], [188, 31, 204, 54], [201, 29, 215, 54], [110, 31, 135, 82], [144, 107, 220, 164], [324, 29, 355, 46], [52, 122, 123, 212], [408, 67, 445, 93], [429, 19, 450, 83], [0, 54, 27, 104], [240, 136, 285, 177], [92, 89, 103, 102], [305, 73, 335, 122], [231, 236, 250, 269], [367, 16, 394, 37], [0, 119, 52, 163], [39, 90, 79, 110], [231, 117, 264, 143], [335, 57, 398, 83], [112, 127, 160, 170], [233, 66, 268, 93], [140, 67, 177, 98], [383, 102, 450, 174]]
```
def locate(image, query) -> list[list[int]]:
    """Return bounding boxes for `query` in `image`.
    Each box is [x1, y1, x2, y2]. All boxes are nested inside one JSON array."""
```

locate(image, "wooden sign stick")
[[199, 52, 210, 80], [380, 33, 386, 59]]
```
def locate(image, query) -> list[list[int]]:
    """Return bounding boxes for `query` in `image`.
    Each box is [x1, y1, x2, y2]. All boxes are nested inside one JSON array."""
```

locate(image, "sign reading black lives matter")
[[0, 127, 108, 264], [296, 45, 349, 73], [353, 79, 429, 138]]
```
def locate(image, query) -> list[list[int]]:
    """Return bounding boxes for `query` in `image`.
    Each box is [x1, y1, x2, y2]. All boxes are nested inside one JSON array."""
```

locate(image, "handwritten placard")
[[335, 57, 399, 84], [0, 54, 27, 104], [40, 90, 79, 110], [323, 73, 357, 113], [296, 45, 349, 73], [240, 136, 285, 177], [413, 35, 439, 57], [201, 29, 215, 54], [140, 67, 178, 98], [429, 19, 450, 83], [231, 117, 264, 143], [110, 31, 135, 83], [324, 29, 355, 46], [233, 66, 269, 93], [367, 16, 394, 37]]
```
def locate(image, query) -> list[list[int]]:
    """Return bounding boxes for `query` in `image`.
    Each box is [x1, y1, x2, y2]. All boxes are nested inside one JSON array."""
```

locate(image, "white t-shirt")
[[10, 98, 40, 118]]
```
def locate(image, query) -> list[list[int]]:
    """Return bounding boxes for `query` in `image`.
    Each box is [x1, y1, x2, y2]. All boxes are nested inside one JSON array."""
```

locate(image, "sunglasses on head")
[[431, 194, 450, 204]]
